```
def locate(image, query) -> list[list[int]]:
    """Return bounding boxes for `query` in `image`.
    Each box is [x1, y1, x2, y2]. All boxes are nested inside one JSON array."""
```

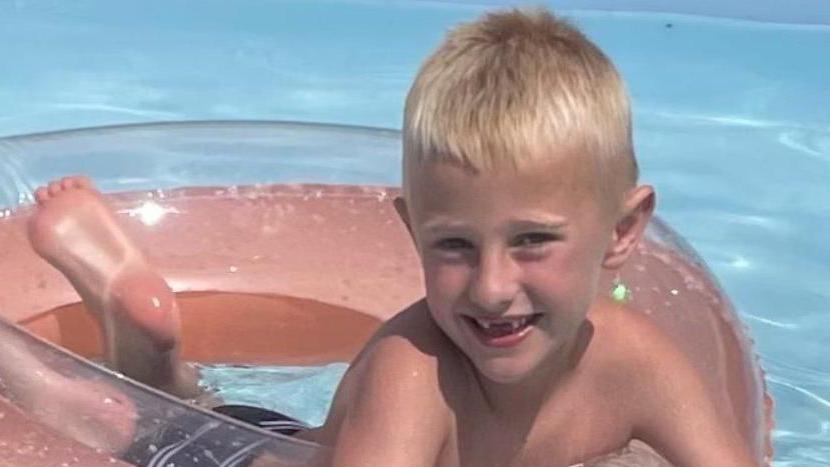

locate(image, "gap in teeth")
[[474, 317, 530, 330]]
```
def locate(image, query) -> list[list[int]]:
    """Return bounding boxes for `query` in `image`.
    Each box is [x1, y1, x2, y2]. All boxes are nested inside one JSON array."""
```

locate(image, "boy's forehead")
[[406, 153, 600, 197], [404, 156, 603, 214]]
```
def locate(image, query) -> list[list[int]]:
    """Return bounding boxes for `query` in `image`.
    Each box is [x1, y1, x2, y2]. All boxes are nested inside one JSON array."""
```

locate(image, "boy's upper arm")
[[322, 333, 450, 467], [622, 310, 757, 467]]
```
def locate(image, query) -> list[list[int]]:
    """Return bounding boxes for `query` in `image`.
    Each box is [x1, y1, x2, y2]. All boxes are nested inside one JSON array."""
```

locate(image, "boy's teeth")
[[474, 316, 530, 330]]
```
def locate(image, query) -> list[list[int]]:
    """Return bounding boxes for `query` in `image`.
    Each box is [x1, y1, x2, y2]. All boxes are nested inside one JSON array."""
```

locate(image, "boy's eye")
[[434, 237, 474, 251], [511, 232, 557, 248]]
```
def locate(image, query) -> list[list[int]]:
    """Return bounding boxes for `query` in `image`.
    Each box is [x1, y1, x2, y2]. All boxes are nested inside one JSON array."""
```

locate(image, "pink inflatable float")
[[0, 122, 772, 465]]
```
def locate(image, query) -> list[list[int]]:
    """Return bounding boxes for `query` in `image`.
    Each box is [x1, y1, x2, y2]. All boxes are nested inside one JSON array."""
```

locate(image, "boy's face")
[[399, 156, 617, 384]]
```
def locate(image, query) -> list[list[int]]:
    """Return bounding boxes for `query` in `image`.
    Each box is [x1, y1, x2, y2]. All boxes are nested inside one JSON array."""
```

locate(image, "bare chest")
[[437, 386, 632, 467]]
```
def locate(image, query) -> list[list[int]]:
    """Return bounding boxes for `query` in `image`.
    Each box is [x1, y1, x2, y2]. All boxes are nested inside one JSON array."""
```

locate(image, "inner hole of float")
[[22, 292, 375, 427]]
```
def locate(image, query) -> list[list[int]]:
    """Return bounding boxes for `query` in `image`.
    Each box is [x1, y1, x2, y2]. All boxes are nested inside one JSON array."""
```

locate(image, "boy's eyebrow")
[[421, 217, 469, 233], [420, 217, 569, 233], [509, 219, 569, 231], [508, 212, 570, 230]]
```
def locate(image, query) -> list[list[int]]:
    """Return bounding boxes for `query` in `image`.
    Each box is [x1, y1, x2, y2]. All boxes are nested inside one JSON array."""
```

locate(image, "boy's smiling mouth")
[[463, 314, 544, 348]]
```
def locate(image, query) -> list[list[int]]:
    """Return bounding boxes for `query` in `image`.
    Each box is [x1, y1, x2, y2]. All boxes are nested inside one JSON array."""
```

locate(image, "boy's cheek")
[[423, 264, 469, 302]]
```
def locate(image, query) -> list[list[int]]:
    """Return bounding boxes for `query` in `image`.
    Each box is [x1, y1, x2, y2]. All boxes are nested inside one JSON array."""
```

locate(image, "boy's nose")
[[468, 250, 520, 313]]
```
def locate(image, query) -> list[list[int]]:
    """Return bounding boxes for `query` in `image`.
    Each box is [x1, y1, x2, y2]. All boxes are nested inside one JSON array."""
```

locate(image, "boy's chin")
[[474, 356, 544, 385]]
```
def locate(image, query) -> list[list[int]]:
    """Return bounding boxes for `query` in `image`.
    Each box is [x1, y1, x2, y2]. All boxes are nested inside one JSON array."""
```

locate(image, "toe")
[[34, 187, 49, 204], [60, 177, 76, 190], [47, 181, 62, 196], [74, 175, 93, 189]]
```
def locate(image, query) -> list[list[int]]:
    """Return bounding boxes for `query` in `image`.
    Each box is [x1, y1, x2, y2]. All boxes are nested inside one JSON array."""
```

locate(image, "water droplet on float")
[[670, 289, 679, 296], [228, 266, 238, 273]]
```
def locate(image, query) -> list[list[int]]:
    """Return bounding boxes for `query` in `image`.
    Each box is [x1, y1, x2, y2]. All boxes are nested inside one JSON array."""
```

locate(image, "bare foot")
[[27, 176, 198, 396]]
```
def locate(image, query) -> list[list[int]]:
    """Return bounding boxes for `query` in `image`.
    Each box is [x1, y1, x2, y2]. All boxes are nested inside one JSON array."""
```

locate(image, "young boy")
[[17, 8, 757, 467]]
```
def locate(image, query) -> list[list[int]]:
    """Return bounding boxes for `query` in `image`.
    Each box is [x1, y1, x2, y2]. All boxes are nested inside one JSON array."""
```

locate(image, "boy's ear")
[[602, 185, 655, 269]]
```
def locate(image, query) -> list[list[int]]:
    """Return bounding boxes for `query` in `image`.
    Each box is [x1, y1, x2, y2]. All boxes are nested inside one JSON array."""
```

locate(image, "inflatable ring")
[[0, 122, 773, 465]]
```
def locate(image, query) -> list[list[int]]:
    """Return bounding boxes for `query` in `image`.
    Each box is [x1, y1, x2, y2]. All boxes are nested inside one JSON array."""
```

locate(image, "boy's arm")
[[318, 333, 450, 467], [625, 311, 758, 467]]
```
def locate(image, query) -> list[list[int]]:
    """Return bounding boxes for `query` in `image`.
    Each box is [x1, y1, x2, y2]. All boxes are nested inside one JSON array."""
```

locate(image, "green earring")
[[610, 278, 632, 303]]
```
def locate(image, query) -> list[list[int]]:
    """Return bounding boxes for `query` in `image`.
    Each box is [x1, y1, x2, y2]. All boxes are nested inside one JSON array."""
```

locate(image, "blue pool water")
[[198, 363, 349, 428], [1, 1, 829, 465]]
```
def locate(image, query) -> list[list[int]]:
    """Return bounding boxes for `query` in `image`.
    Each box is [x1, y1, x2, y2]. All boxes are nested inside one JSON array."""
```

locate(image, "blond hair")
[[403, 8, 637, 201]]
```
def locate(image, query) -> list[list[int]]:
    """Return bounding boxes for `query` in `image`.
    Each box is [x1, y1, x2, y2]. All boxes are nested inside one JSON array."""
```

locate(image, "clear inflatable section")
[[0, 317, 320, 466], [0, 121, 402, 209]]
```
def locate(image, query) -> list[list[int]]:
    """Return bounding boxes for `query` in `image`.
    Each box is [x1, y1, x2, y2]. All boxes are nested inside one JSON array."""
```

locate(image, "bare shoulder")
[[588, 298, 714, 416], [587, 298, 677, 380], [350, 298, 466, 393], [587, 298, 756, 466], [310, 300, 462, 466]]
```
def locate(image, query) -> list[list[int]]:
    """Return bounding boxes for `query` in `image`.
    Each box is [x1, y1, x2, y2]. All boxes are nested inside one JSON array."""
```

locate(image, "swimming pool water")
[[1, 1, 829, 465], [198, 363, 349, 428]]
